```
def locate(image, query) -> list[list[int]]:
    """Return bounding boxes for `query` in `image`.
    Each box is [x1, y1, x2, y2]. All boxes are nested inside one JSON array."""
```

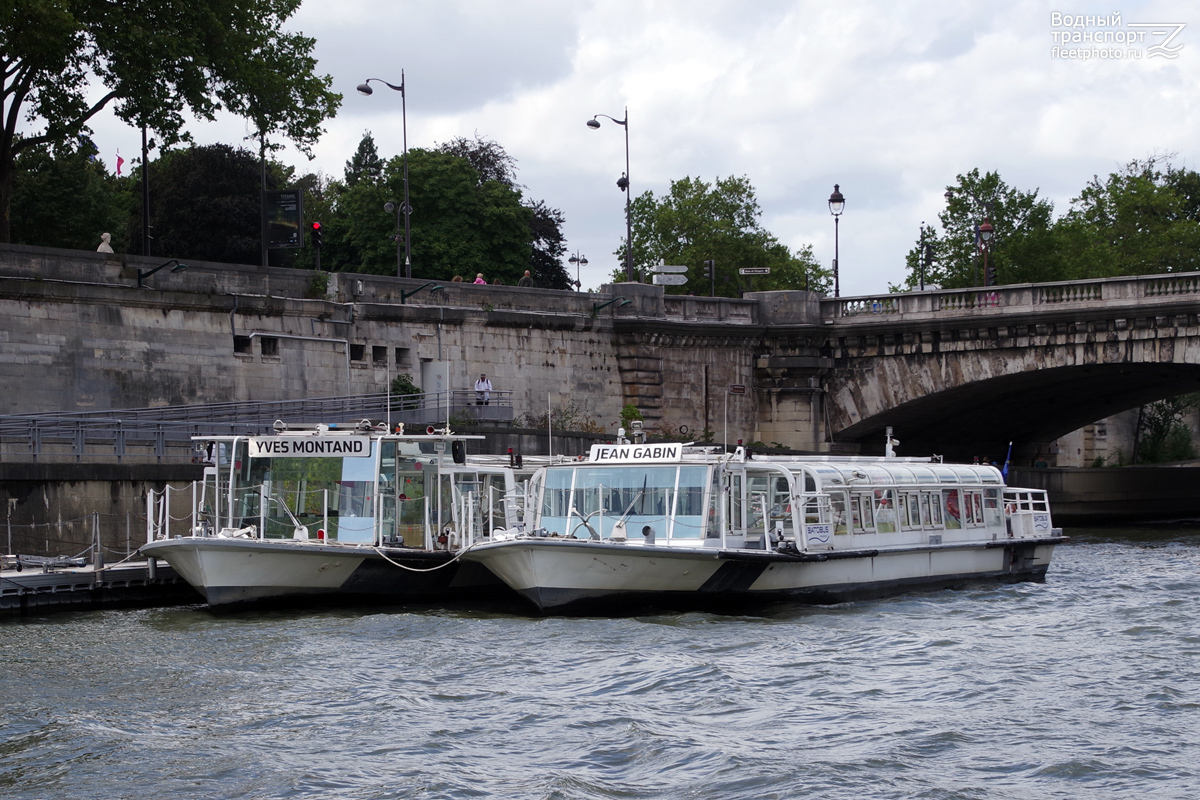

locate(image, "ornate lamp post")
[[918, 221, 935, 292], [979, 218, 995, 286], [358, 74, 412, 278], [568, 252, 587, 290], [586, 108, 634, 282], [945, 188, 995, 287], [828, 184, 845, 297]]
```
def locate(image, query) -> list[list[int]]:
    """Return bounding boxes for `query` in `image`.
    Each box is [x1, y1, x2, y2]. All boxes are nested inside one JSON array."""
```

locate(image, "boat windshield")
[[539, 464, 711, 541], [238, 443, 378, 542]]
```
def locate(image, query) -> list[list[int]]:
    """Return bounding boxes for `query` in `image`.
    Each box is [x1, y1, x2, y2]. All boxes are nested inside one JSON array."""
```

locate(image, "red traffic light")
[[310, 221, 323, 247]]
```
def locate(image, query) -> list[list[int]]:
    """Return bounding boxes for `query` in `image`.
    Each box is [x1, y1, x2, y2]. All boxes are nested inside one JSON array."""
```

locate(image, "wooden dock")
[[1, 557, 202, 617]]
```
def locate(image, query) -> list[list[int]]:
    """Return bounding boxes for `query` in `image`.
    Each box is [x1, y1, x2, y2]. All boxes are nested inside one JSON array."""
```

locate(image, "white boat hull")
[[463, 538, 1062, 612], [141, 537, 510, 609]]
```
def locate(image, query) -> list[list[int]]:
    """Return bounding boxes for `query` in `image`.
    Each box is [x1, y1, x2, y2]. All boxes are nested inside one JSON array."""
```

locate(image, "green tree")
[[899, 169, 1064, 291], [0, 0, 340, 241], [527, 199, 571, 289], [437, 134, 570, 288], [126, 143, 292, 266], [1056, 157, 1200, 277], [437, 133, 519, 187], [1135, 394, 1199, 464], [622, 175, 828, 296], [10, 135, 127, 250], [344, 132, 383, 188], [337, 148, 533, 281]]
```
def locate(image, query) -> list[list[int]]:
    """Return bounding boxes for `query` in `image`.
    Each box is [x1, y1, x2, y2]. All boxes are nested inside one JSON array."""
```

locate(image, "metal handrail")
[[0, 389, 515, 462]]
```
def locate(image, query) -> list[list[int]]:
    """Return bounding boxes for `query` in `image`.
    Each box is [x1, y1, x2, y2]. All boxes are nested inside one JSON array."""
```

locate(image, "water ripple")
[[3, 529, 1200, 799]]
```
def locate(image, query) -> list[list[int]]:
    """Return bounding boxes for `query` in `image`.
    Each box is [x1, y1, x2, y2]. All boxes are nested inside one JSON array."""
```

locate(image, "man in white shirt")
[[474, 373, 493, 405]]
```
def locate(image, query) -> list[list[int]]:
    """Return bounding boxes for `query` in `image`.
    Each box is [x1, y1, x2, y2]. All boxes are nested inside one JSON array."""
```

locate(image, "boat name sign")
[[589, 443, 683, 463], [250, 436, 371, 458]]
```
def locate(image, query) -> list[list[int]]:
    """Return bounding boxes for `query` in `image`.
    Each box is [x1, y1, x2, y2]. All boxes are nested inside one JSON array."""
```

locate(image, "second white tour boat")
[[462, 440, 1067, 613]]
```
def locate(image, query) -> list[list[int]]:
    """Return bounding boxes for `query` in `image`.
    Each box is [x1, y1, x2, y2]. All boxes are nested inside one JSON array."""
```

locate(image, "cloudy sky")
[[77, 1, 1199, 295]]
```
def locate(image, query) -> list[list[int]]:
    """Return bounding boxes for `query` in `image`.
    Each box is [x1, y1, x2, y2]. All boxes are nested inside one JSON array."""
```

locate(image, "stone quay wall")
[[0, 244, 823, 448]]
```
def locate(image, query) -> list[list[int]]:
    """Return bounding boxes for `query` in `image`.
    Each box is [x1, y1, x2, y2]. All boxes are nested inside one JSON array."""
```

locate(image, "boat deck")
[[0, 558, 202, 617]]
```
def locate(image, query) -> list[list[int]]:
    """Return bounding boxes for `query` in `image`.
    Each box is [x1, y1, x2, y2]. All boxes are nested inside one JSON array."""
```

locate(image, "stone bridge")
[[1, 244, 1198, 463], [813, 277, 1200, 462]]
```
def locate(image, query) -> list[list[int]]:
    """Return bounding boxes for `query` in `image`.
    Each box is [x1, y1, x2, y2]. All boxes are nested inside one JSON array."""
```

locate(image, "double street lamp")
[[568, 251, 587, 290], [586, 108, 634, 282], [357, 73, 412, 278], [828, 184, 845, 297]]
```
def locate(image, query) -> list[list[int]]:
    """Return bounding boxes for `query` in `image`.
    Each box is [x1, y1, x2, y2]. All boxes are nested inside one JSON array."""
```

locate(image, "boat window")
[[829, 491, 849, 535], [747, 475, 770, 533], [729, 473, 744, 534], [538, 465, 709, 541], [874, 489, 897, 533], [243, 443, 376, 542], [394, 457, 429, 546], [671, 466, 709, 539], [337, 446, 377, 543], [706, 469, 722, 539], [963, 490, 978, 525], [541, 468, 574, 530], [898, 492, 918, 530], [943, 489, 962, 529], [919, 492, 940, 528], [769, 475, 792, 530], [983, 488, 1002, 527], [851, 493, 875, 532]]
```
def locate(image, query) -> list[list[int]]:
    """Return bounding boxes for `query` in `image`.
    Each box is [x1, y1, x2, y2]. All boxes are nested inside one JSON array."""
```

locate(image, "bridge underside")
[[834, 363, 1200, 461]]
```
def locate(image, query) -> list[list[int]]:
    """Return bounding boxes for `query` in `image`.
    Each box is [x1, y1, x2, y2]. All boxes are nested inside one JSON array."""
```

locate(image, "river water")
[[2, 526, 1198, 800]]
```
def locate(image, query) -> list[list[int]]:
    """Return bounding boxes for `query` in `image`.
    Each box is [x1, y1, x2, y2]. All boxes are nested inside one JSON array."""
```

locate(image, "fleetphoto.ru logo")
[[1051, 12, 1186, 60]]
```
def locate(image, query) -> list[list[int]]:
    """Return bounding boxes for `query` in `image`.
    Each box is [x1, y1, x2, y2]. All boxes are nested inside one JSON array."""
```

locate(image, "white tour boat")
[[462, 440, 1068, 613], [140, 421, 526, 610]]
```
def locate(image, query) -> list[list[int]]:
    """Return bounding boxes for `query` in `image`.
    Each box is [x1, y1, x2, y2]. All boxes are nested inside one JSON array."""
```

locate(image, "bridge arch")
[[823, 295, 1200, 460]]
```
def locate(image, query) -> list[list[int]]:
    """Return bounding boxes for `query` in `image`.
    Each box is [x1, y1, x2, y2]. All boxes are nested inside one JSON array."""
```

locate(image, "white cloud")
[[63, 0, 1200, 294]]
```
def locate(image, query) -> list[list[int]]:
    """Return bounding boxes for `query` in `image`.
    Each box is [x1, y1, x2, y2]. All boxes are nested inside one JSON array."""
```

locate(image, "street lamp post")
[[918, 221, 935, 292], [586, 107, 634, 282], [358, 73, 411, 278], [828, 184, 845, 298], [979, 218, 994, 286], [568, 251, 587, 290], [945, 189, 994, 287]]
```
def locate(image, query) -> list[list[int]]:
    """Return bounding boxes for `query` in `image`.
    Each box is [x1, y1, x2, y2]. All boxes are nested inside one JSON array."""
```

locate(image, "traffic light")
[[985, 264, 997, 286], [702, 259, 715, 297], [311, 221, 323, 248], [702, 259, 714, 279]]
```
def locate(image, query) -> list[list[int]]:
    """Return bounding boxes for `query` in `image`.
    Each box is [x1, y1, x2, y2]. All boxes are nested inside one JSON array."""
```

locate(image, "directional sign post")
[[652, 274, 688, 286], [654, 264, 688, 273]]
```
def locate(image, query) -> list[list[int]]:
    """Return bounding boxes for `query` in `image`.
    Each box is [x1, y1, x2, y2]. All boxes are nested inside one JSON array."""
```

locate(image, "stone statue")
[[97, 233, 114, 253]]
